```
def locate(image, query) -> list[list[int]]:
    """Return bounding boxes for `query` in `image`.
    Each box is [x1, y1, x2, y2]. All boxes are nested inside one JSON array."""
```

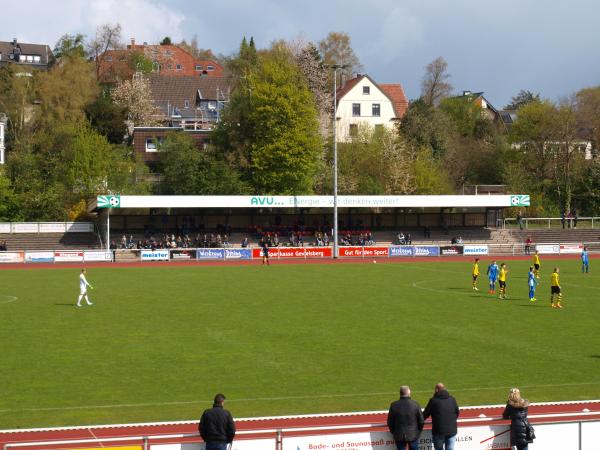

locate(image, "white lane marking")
[[0, 295, 18, 304], [1, 381, 599, 414]]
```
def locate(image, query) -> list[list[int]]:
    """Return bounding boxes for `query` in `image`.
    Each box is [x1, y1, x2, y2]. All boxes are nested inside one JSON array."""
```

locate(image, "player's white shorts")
[[80, 287, 87, 295]]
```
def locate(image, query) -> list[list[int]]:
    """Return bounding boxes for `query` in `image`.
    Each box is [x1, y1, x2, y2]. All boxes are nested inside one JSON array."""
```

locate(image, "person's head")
[[529, 266, 534, 272], [501, 263, 506, 268], [474, 258, 479, 263], [554, 267, 560, 273], [508, 388, 521, 403], [583, 246, 587, 251], [81, 269, 86, 274], [535, 250, 539, 255], [213, 393, 226, 406], [435, 383, 445, 393], [492, 260, 496, 265], [400, 386, 411, 398]]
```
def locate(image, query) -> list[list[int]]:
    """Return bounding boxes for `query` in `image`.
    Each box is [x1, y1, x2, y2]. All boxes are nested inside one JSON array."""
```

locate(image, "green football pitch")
[[1, 258, 599, 429]]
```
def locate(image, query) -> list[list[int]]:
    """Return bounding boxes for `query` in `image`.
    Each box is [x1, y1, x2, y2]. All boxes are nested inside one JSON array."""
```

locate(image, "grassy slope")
[[0, 259, 598, 428]]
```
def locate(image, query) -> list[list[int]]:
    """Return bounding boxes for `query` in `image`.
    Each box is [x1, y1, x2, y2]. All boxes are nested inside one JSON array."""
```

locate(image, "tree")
[[178, 36, 217, 60], [318, 32, 362, 86], [53, 34, 86, 61], [505, 90, 540, 110], [0, 166, 21, 221], [111, 75, 160, 132], [87, 23, 124, 76], [412, 148, 454, 194], [160, 36, 172, 45], [0, 65, 32, 146], [421, 57, 452, 106], [399, 98, 450, 158], [226, 36, 258, 79], [128, 50, 154, 74], [85, 93, 128, 144], [575, 86, 600, 154]]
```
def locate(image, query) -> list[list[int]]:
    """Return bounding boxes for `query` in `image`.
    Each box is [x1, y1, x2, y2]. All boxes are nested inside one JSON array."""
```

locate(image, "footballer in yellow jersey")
[[550, 267, 562, 308], [532, 250, 541, 279], [498, 263, 508, 299], [472, 258, 480, 291]]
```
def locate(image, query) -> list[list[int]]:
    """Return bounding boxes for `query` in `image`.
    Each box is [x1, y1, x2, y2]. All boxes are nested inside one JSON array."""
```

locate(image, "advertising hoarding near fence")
[[140, 250, 170, 261], [251, 247, 332, 259], [54, 251, 84, 262], [170, 249, 197, 260], [24, 251, 54, 263], [559, 243, 583, 254], [0, 252, 24, 263], [389, 246, 440, 257], [225, 248, 252, 260], [83, 251, 113, 262], [440, 245, 464, 255], [196, 249, 225, 260], [338, 246, 389, 258], [463, 245, 489, 255], [536, 244, 560, 254]]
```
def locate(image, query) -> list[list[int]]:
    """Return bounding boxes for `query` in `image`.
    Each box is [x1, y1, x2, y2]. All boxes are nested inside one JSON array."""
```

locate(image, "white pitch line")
[[1, 382, 599, 414], [0, 295, 18, 304]]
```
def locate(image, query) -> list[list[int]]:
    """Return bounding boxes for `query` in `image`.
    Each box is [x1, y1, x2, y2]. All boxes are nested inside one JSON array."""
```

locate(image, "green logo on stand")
[[510, 195, 530, 207], [97, 195, 121, 208]]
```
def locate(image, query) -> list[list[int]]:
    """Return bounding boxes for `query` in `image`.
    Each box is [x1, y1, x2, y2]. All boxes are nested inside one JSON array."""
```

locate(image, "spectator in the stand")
[[456, 236, 463, 244], [572, 209, 578, 229], [502, 388, 532, 450], [517, 211, 524, 230], [406, 233, 411, 245], [524, 237, 532, 255], [423, 383, 459, 450], [297, 234, 304, 247], [199, 393, 236, 450], [561, 211, 566, 229], [120, 235, 127, 248], [222, 234, 230, 248], [387, 385, 424, 450], [323, 233, 330, 246], [0, 240, 7, 251], [241, 236, 249, 248], [423, 226, 431, 238], [398, 232, 405, 245], [273, 233, 279, 247]]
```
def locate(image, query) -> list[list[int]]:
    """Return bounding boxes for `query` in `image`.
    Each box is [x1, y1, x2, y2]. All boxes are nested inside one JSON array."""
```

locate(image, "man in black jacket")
[[423, 383, 460, 450], [199, 393, 236, 450], [387, 386, 424, 450]]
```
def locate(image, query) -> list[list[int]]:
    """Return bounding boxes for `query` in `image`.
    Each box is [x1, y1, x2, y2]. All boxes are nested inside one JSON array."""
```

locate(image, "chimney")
[[12, 38, 17, 46], [463, 90, 472, 96]]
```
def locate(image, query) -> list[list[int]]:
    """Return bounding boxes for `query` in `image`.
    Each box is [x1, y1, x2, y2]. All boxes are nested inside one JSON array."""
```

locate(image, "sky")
[[4, 0, 599, 107]]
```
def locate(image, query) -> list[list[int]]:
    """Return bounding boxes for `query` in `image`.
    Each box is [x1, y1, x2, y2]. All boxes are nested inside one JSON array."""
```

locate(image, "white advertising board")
[[536, 244, 560, 254], [141, 249, 170, 261], [559, 243, 583, 254], [101, 194, 527, 209], [0, 252, 24, 263], [12, 223, 39, 233], [39, 223, 67, 233], [84, 251, 113, 262], [25, 251, 54, 263], [463, 245, 489, 255], [54, 251, 84, 262], [0, 223, 11, 233], [152, 439, 275, 450]]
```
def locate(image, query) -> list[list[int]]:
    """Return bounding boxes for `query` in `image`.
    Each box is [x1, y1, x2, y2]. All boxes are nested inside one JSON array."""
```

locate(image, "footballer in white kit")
[[77, 268, 93, 307]]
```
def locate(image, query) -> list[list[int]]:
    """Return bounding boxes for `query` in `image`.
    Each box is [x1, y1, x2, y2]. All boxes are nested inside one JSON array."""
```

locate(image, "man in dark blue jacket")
[[423, 383, 460, 450], [199, 393, 236, 450], [387, 386, 424, 450]]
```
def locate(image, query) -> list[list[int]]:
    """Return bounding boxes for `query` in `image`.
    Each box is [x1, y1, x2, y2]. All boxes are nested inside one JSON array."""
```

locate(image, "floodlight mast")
[[331, 64, 349, 259]]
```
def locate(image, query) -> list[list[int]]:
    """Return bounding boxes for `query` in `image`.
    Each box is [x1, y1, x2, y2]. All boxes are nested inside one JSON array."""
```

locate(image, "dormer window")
[[207, 65, 214, 71], [363, 86, 370, 95], [195, 64, 203, 71], [176, 64, 182, 70]]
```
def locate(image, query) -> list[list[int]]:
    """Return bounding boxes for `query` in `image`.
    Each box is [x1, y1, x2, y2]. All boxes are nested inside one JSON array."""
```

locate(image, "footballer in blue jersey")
[[528, 266, 539, 302], [487, 261, 499, 294], [581, 247, 590, 273]]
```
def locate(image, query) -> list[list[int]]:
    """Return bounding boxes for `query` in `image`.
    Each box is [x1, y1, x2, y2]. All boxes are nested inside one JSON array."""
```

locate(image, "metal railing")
[[503, 217, 600, 230]]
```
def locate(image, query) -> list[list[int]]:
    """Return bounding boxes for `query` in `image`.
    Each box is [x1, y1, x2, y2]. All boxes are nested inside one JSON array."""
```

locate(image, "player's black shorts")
[[551, 286, 561, 294], [473, 275, 478, 281], [534, 264, 540, 270], [499, 280, 506, 288]]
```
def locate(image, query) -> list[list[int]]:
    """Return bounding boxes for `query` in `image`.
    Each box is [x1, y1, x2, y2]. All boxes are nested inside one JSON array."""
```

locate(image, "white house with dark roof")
[[335, 74, 408, 142]]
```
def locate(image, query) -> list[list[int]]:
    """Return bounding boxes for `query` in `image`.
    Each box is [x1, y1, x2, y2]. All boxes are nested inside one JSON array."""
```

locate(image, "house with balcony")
[[0, 39, 53, 70], [335, 74, 408, 142]]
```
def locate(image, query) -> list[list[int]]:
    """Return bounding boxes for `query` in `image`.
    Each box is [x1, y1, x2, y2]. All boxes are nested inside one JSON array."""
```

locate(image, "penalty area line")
[[0, 295, 18, 304], [1, 381, 599, 414]]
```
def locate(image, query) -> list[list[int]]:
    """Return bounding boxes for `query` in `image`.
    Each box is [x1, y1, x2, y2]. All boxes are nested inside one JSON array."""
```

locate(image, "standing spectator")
[[241, 236, 249, 248], [423, 383, 460, 450], [387, 385, 424, 450], [517, 211, 523, 230], [199, 393, 236, 450], [406, 233, 412, 245], [561, 211, 566, 229], [524, 236, 532, 255], [502, 388, 533, 450], [572, 209, 578, 229]]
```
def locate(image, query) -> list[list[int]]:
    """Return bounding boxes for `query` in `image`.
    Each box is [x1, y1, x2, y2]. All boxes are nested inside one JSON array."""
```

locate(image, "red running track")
[[1, 401, 599, 449]]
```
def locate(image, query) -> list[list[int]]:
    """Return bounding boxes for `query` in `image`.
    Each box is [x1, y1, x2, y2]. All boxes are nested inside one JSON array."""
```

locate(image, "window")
[[363, 86, 370, 95], [145, 137, 164, 152], [349, 124, 358, 137], [33, 55, 40, 62], [352, 103, 361, 117], [207, 65, 214, 71], [372, 103, 381, 117], [195, 64, 203, 71], [184, 100, 190, 108], [176, 64, 182, 70], [167, 64, 173, 70], [164, 50, 172, 56]]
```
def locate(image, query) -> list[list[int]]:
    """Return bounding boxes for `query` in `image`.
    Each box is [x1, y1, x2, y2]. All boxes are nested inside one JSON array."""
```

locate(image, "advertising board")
[[389, 246, 414, 257], [140, 249, 170, 261], [12, 223, 38, 233], [25, 251, 55, 263], [463, 245, 489, 255], [536, 244, 560, 254], [251, 247, 332, 259], [413, 246, 440, 257], [224, 248, 252, 260], [39, 223, 67, 233], [338, 246, 389, 257], [170, 249, 197, 260], [0, 223, 10, 233], [440, 245, 464, 255], [152, 439, 275, 450], [83, 251, 113, 262], [196, 248, 225, 260], [54, 251, 84, 262], [0, 251, 24, 263], [559, 243, 583, 254]]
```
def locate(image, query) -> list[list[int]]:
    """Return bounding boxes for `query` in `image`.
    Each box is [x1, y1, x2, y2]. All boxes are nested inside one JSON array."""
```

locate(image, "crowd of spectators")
[[396, 232, 412, 245], [114, 233, 233, 250], [0, 240, 7, 251], [450, 236, 464, 244]]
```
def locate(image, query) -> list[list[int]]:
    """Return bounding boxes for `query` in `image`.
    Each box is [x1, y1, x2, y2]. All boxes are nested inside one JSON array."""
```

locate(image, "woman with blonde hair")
[[502, 388, 533, 450]]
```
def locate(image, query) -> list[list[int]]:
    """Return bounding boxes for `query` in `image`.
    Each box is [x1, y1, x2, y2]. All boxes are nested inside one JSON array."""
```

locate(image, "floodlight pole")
[[106, 208, 110, 251], [332, 65, 348, 259]]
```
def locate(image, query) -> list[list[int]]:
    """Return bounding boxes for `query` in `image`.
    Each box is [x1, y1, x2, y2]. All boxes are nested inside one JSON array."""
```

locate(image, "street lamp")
[[331, 64, 348, 259]]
